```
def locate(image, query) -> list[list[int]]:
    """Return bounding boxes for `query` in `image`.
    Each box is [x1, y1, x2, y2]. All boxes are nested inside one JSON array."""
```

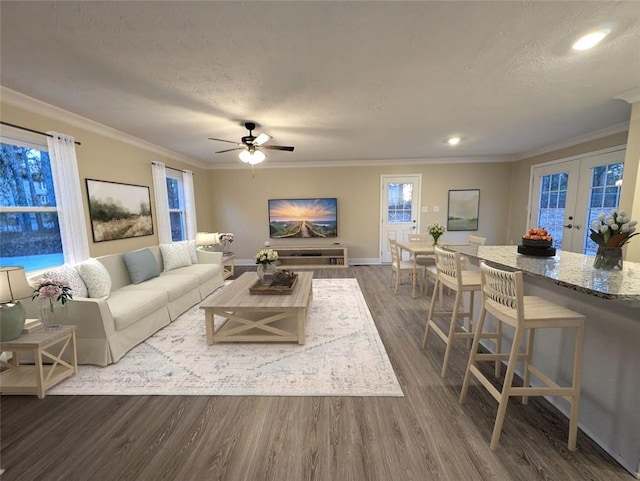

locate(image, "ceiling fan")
[[208, 122, 294, 165]]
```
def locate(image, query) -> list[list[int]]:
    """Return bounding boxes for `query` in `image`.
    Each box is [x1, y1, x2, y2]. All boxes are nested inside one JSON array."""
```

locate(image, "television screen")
[[269, 198, 338, 238]]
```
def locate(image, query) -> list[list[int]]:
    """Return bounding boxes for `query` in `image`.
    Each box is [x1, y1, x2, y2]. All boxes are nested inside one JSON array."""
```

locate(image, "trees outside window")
[[0, 140, 64, 271], [166, 171, 186, 241]]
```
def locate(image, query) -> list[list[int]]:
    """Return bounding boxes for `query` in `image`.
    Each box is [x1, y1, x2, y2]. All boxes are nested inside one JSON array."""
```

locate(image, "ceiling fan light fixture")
[[239, 149, 265, 165], [572, 29, 610, 51]]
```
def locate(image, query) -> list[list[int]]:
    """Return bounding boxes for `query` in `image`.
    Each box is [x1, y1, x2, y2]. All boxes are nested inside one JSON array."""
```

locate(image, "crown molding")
[[205, 154, 516, 170], [514, 121, 629, 161], [0, 86, 207, 169], [614, 86, 640, 104]]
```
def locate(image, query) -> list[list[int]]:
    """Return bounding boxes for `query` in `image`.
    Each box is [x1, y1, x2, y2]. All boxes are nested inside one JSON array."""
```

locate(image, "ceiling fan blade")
[[208, 137, 240, 145], [215, 147, 245, 154], [263, 145, 295, 152], [254, 133, 272, 146]]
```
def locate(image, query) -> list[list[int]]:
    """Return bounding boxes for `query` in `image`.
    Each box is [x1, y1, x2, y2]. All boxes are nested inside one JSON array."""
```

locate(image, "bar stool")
[[460, 261, 585, 451], [422, 247, 500, 377]]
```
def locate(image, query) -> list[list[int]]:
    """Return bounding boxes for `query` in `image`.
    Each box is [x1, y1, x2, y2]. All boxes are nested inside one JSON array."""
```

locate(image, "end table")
[[0, 326, 77, 398], [222, 253, 236, 279]]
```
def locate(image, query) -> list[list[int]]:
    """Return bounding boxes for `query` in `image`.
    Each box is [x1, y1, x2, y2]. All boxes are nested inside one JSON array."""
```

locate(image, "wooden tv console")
[[272, 245, 348, 269]]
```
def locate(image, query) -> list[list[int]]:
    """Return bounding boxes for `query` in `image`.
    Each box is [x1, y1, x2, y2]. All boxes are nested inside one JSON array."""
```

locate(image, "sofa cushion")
[[174, 240, 198, 264], [42, 264, 88, 298], [123, 248, 161, 284], [159, 242, 192, 271], [119, 273, 200, 302], [77, 258, 112, 298], [163, 263, 220, 284], [107, 288, 168, 331]]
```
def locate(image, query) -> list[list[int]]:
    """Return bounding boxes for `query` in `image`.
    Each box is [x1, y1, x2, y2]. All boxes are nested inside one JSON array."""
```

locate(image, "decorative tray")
[[249, 274, 298, 295]]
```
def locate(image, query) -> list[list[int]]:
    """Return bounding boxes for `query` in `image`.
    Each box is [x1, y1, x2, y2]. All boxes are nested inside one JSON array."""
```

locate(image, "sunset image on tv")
[[269, 198, 338, 238]]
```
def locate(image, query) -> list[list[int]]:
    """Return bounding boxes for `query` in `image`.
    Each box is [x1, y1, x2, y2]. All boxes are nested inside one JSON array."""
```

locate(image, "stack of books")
[[22, 318, 42, 334]]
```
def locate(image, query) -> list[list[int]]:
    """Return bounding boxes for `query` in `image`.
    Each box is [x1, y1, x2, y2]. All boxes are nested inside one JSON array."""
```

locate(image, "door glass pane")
[[387, 183, 413, 223], [584, 162, 624, 255], [537, 172, 567, 249]]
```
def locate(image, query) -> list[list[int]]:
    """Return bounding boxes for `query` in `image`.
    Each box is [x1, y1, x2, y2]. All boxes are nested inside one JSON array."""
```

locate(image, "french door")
[[380, 174, 422, 263], [530, 148, 625, 254]]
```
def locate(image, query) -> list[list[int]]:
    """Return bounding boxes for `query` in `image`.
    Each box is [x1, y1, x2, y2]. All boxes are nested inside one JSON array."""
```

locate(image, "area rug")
[[50, 278, 403, 397]]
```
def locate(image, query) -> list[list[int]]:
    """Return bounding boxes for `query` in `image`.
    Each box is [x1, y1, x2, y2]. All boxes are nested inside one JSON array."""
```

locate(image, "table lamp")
[[196, 232, 220, 252], [0, 266, 34, 341]]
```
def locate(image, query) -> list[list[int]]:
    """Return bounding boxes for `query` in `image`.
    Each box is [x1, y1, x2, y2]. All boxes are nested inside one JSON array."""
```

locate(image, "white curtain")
[[46, 132, 90, 265], [151, 161, 172, 244], [182, 169, 198, 240]]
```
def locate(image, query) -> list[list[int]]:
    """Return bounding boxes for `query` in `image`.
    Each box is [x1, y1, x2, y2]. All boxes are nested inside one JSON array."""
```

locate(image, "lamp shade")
[[196, 232, 220, 246], [239, 149, 265, 165], [0, 266, 33, 303]]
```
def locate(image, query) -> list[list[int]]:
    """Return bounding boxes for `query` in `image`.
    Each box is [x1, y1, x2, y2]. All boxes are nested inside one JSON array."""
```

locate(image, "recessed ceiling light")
[[447, 137, 461, 146], [572, 29, 610, 51]]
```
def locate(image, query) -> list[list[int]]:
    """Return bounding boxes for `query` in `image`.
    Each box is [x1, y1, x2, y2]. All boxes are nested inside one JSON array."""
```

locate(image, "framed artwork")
[[447, 189, 480, 231], [86, 179, 153, 242]]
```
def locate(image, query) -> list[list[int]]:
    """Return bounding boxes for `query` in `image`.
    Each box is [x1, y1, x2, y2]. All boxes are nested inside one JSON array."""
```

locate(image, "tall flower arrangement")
[[32, 278, 73, 307], [428, 222, 446, 245], [590, 209, 637, 247]]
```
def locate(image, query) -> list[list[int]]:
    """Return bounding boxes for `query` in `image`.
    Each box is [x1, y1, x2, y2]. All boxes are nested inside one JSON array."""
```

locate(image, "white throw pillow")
[[77, 258, 112, 299], [160, 242, 193, 271], [175, 240, 198, 264], [42, 264, 89, 298]]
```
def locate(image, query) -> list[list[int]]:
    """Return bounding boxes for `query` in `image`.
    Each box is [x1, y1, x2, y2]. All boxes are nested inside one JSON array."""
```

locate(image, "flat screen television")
[[268, 198, 338, 238]]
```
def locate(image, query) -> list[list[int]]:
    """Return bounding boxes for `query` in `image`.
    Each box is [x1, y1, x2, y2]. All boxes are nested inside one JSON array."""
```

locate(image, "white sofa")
[[27, 245, 224, 366]]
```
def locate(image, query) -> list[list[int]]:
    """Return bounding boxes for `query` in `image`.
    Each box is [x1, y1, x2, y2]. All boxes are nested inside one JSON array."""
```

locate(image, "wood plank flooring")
[[0, 266, 632, 480]]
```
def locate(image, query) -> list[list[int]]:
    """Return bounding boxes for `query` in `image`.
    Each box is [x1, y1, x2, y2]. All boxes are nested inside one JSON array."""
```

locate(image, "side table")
[[0, 326, 77, 398], [222, 253, 236, 280]]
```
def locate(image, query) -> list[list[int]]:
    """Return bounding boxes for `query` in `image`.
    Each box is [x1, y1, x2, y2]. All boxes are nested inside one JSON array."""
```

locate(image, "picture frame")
[[86, 179, 154, 242], [447, 189, 480, 231]]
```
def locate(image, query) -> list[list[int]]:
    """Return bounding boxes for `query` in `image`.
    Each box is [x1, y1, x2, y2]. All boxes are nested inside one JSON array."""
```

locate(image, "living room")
[[1, 2, 640, 480]]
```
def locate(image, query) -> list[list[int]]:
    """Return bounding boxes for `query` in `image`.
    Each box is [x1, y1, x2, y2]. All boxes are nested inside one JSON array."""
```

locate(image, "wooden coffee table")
[[200, 271, 313, 344]]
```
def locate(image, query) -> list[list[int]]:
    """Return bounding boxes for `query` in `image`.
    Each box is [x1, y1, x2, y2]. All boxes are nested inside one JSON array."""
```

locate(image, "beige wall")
[[206, 162, 513, 263], [619, 101, 640, 262], [1, 101, 213, 258]]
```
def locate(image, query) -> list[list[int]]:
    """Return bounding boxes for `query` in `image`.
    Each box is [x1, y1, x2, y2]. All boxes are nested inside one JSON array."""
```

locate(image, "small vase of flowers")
[[428, 222, 446, 245], [219, 233, 234, 253], [590, 209, 637, 270], [32, 278, 73, 329], [254, 248, 279, 284]]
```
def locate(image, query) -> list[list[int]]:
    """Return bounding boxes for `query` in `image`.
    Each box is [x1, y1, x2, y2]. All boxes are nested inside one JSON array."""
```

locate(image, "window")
[[166, 170, 186, 241], [387, 182, 414, 223], [0, 139, 64, 271]]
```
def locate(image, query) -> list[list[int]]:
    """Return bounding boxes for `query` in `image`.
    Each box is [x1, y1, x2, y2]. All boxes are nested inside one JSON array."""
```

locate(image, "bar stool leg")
[[460, 307, 487, 403], [568, 323, 585, 451], [422, 278, 440, 348], [521, 329, 535, 405], [441, 289, 463, 377], [490, 324, 525, 450]]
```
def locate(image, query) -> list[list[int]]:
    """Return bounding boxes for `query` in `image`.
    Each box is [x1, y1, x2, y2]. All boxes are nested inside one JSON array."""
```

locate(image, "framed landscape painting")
[[86, 179, 153, 242], [447, 189, 480, 231]]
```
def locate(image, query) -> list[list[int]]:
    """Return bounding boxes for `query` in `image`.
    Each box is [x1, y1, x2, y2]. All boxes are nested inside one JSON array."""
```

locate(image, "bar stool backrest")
[[408, 233, 429, 242], [434, 246, 463, 290], [479, 261, 524, 327], [468, 235, 487, 246]]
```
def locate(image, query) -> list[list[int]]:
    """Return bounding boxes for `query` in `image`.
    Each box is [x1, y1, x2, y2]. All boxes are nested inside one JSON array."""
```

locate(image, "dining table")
[[396, 240, 436, 298]]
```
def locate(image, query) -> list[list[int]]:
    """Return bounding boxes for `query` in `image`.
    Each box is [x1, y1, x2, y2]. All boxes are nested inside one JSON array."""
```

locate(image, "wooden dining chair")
[[460, 261, 586, 451], [388, 238, 419, 294], [407, 233, 437, 296]]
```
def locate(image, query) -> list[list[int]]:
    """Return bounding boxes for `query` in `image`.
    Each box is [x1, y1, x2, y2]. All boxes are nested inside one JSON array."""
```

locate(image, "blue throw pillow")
[[123, 248, 161, 284]]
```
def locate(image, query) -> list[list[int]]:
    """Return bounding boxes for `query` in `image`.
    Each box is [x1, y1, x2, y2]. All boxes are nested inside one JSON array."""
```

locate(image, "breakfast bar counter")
[[448, 245, 640, 477]]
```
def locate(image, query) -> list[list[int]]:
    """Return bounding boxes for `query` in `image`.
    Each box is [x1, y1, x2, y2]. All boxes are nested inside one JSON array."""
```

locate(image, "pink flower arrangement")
[[32, 278, 73, 305]]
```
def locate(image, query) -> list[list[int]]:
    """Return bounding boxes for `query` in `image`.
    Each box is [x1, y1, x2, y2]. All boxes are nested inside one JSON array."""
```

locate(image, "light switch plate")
[[433, 206, 440, 212], [421, 206, 429, 212]]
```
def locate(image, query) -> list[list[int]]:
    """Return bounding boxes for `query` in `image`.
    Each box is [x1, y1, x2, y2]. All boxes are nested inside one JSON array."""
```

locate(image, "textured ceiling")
[[1, 1, 639, 168]]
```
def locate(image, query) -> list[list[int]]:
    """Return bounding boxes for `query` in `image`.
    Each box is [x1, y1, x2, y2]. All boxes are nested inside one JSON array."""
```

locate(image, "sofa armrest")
[[196, 248, 223, 265], [64, 298, 116, 338]]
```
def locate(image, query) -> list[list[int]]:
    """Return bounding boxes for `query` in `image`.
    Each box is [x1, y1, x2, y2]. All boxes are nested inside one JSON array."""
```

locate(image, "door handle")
[[564, 224, 573, 229]]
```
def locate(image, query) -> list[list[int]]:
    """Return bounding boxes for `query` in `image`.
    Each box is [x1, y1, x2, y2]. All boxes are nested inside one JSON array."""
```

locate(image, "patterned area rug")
[[50, 278, 403, 397]]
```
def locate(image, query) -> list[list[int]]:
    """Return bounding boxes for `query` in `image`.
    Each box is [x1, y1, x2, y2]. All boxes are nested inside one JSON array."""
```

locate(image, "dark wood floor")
[[0, 266, 632, 480]]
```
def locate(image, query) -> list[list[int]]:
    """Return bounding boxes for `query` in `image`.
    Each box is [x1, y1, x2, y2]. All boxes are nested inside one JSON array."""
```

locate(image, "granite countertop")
[[448, 245, 640, 306]]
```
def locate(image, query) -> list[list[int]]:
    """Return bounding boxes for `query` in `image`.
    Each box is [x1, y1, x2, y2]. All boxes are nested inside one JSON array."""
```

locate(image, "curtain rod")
[[0, 120, 82, 146], [151, 161, 188, 174]]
